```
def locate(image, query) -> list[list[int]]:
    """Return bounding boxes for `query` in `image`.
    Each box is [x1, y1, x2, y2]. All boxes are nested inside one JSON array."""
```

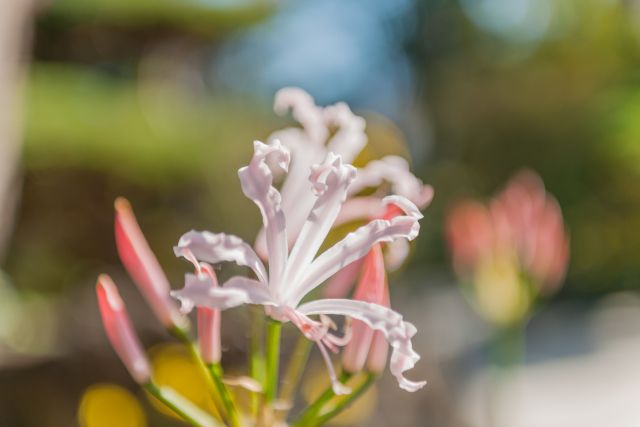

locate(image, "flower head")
[[172, 140, 426, 393], [256, 88, 433, 275]]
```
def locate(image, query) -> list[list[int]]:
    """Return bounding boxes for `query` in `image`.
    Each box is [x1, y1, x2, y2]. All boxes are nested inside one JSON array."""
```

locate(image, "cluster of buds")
[[100, 198, 228, 379], [446, 171, 570, 325]]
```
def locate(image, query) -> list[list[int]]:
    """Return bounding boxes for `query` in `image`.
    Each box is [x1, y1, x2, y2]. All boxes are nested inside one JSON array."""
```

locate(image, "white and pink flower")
[[257, 88, 433, 275], [172, 140, 426, 394]]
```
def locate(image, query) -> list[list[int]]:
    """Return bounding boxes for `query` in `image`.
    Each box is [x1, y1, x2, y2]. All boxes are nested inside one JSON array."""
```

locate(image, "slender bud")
[[342, 244, 387, 374], [96, 274, 151, 384], [114, 198, 186, 329], [197, 265, 221, 364], [366, 286, 390, 374]]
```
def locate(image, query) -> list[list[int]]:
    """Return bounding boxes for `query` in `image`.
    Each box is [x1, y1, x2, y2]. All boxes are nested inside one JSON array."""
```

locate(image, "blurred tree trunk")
[[0, 0, 33, 259]]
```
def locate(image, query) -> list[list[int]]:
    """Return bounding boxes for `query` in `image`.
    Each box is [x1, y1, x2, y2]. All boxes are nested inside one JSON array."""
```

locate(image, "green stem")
[[487, 323, 525, 427], [208, 363, 243, 427], [249, 308, 266, 381], [293, 371, 352, 427], [264, 319, 282, 402], [170, 327, 227, 425], [279, 336, 312, 405], [144, 382, 218, 427], [311, 373, 376, 427]]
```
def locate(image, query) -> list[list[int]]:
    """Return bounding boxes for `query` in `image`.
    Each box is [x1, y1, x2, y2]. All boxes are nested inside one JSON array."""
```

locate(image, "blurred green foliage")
[[47, 0, 274, 34], [415, 0, 640, 295]]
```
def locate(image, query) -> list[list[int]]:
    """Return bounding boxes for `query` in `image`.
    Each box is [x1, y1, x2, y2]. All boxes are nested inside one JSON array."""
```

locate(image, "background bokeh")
[[1, 0, 640, 426]]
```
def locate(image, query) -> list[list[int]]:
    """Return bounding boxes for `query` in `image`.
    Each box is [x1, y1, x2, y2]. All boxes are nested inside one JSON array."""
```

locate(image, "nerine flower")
[[256, 88, 433, 273], [172, 140, 426, 394]]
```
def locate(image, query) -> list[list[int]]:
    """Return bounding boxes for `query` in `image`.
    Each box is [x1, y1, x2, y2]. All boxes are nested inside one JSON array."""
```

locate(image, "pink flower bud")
[[342, 244, 387, 374], [197, 265, 221, 364], [114, 198, 186, 329], [96, 274, 151, 384], [366, 275, 390, 374]]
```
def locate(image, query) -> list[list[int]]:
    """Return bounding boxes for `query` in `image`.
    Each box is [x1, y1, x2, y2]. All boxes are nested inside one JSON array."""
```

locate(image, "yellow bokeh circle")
[[78, 383, 146, 427]]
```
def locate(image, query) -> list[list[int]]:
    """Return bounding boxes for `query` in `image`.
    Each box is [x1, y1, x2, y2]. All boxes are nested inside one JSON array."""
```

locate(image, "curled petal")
[[282, 154, 356, 295], [238, 140, 290, 288], [288, 197, 421, 306], [175, 231, 268, 285], [256, 137, 328, 260], [96, 275, 151, 384], [334, 197, 387, 226], [114, 198, 185, 329], [297, 298, 426, 392], [382, 195, 424, 221], [324, 102, 367, 163], [171, 276, 274, 313], [349, 156, 434, 209], [273, 87, 327, 144]]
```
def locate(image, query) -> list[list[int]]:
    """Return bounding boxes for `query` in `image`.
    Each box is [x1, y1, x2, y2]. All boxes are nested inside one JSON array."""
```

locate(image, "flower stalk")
[[279, 335, 313, 410], [171, 326, 234, 426], [144, 381, 220, 427], [309, 373, 377, 427], [208, 363, 243, 427], [264, 319, 282, 402], [293, 371, 352, 427]]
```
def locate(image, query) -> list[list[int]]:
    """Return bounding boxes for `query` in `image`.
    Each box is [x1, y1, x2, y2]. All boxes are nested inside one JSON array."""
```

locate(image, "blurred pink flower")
[[114, 198, 187, 330], [96, 274, 151, 384], [446, 170, 570, 296], [172, 140, 426, 394]]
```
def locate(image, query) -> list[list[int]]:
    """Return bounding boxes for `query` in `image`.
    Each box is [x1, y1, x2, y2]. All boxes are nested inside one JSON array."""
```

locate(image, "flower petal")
[[348, 156, 434, 209], [334, 196, 387, 227], [282, 153, 356, 296], [171, 275, 274, 313], [297, 298, 426, 392], [273, 87, 327, 144], [238, 140, 290, 289], [324, 102, 367, 164], [174, 230, 268, 285], [256, 136, 328, 260], [288, 196, 422, 306]]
